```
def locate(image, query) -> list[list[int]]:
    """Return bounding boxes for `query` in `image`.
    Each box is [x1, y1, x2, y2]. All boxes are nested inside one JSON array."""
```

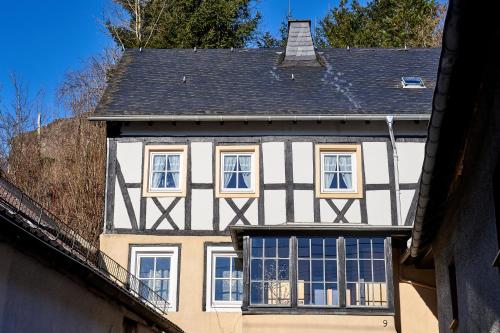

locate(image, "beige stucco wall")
[[100, 234, 441, 333], [0, 243, 160, 333]]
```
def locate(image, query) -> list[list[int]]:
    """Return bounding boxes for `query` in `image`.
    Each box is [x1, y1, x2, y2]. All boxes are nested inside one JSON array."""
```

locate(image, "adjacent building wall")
[[0, 243, 160, 333]]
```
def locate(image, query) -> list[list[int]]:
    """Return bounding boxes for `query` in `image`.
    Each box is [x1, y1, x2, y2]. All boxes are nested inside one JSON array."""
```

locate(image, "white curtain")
[[224, 156, 237, 188], [167, 155, 180, 188], [324, 156, 337, 189], [153, 155, 166, 171], [239, 156, 251, 188], [338, 156, 352, 189], [152, 155, 166, 188]]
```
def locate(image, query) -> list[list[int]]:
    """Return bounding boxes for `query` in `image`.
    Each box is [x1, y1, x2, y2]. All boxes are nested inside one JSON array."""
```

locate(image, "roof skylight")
[[402, 76, 425, 88]]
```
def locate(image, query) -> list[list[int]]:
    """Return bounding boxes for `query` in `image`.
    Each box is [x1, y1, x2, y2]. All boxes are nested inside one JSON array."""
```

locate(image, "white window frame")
[[142, 145, 187, 198], [220, 152, 255, 193], [320, 152, 358, 193], [130, 245, 179, 312], [205, 246, 242, 312]]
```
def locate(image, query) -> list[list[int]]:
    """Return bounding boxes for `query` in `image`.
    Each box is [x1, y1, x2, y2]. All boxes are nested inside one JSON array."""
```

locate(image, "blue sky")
[[0, 0, 333, 119]]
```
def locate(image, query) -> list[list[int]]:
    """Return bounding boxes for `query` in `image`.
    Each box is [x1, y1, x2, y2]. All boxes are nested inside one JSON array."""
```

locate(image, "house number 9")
[[383, 320, 388, 327]]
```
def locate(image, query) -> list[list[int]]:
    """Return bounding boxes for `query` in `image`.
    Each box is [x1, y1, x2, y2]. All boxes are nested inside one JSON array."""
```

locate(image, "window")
[[142, 145, 187, 197], [215, 146, 260, 198], [130, 245, 179, 311], [315, 144, 363, 198], [345, 238, 387, 307], [205, 246, 243, 311], [250, 237, 290, 305], [297, 237, 338, 306], [245, 236, 391, 312], [401, 76, 425, 88]]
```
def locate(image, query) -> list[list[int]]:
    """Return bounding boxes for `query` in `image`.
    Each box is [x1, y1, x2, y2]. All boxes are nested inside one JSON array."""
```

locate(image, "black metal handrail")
[[0, 176, 169, 314]]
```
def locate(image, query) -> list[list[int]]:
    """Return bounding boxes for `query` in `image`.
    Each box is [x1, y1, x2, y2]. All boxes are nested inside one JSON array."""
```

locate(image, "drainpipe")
[[386, 116, 402, 225]]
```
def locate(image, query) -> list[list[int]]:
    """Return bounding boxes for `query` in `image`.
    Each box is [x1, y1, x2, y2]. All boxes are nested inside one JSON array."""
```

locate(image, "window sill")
[[216, 191, 259, 199], [142, 191, 186, 198], [242, 306, 393, 316], [316, 191, 363, 199]]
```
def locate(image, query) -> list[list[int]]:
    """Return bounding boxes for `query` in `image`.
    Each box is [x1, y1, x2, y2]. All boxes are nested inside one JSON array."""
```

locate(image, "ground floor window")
[[206, 245, 243, 311], [130, 245, 179, 311], [244, 236, 392, 312]]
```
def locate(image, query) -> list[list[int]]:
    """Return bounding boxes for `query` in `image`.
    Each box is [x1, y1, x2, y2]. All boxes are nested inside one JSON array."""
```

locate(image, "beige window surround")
[[215, 145, 260, 198], [142, 145, 188, 197], [315, 144, 363, 199]]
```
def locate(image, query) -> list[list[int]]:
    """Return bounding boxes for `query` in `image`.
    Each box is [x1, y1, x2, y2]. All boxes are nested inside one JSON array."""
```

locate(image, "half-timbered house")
[[92, 20, 439, 333]]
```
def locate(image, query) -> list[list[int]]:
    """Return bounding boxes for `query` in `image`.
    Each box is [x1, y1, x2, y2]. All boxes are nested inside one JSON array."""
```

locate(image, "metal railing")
[[0, 176, 169, 314]]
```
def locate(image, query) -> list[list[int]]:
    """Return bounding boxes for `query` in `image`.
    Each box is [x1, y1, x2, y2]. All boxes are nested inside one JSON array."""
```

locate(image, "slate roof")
[[93, 47, 440, 119]]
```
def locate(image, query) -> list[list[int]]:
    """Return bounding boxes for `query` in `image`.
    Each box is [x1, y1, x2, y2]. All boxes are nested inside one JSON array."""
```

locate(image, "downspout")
[[386, 116, 402, 225]]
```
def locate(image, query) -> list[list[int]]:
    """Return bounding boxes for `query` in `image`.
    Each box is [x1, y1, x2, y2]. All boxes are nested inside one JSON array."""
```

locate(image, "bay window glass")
[[250, 237, 290, 305], [345, 237, 387, 307], [297, 237, 339, 306]]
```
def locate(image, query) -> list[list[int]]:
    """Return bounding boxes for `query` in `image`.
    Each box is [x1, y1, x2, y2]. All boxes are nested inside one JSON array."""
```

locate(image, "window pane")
[[311, 238, 323, 258], [323, 155, 338, 171], [155, 279, 169, 299], [152, 155, 166, 171], [139, 257, 154, 278], [325, 260, 337, 281], [338, 155, 352, 171], [223, 172, 237, 188], [278, 259, 289, 280], [346, 260, 358, 281], [251, 259, 262, 280], [373, 260, 386, 282], [139, 279, 154, 300], [339, 172, 352, 189], [324, 172, 338, 189], [298, 259, 310, 281], [166, 172, 179, 188], [359, 260, 373, 282], [325, 238, 337, 258], [346, 283, 358, 306], [251, 238, 263, 257], [303, 282, 311, 305], [151, 172, 165, 188], [215, 257, 231, 278], [264, 238, 276, 257], [251, 282, 263, 304], [238, 155, 251, 171], [311, 260, 324, 282], [264, 259, 276, 280], [166, 154, 180, 171], [232, 279, 243, 301], [325, 283, 339, 306], [214, 279, 230, 301], [232, 257, 243, 278], [359, 239, 371, 259], [238, 172, 251, 189], [223, 155, 237, 171], [372, 238, 385, 259], [298, 238, 310, 258], [155, 257, 170, 278], [311, 283, 325, 305], [278, 238, 289, 258], [345, 238, 358, 258]]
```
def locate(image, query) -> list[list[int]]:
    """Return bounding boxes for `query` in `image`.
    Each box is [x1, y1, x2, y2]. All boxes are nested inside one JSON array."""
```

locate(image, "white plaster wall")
[[128, 188, 141, 224], [292, 142, 313, 183], [191, 189, 213, 230], [396, 142, 425, 183], [344, 200, 362, 223], [113, 182, 132, 228], [366, 190, 392, 225], [293, 190, 314, 222], [362, 142, 389, 184], [116, 141, 143, 183], [145, 197, 163, 229], [191, 142, 213, 183], [262, 142, 285, 184], [320, 200, 336, 222], [167, 198, 185, 230], [219, 198, 258, 230], [264, 190, 286, 225], [400, 189, 416, 225]]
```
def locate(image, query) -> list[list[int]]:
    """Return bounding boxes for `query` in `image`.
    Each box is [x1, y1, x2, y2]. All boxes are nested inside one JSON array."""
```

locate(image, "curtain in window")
[[224, 156, 237, 188], [152, 155, 166, 188], [338, 156, 352, 189], [153, 155, 166, 171], [324, 156, 337, 188], [167, 155, 180, 188], [239, 156, 251, 188]]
